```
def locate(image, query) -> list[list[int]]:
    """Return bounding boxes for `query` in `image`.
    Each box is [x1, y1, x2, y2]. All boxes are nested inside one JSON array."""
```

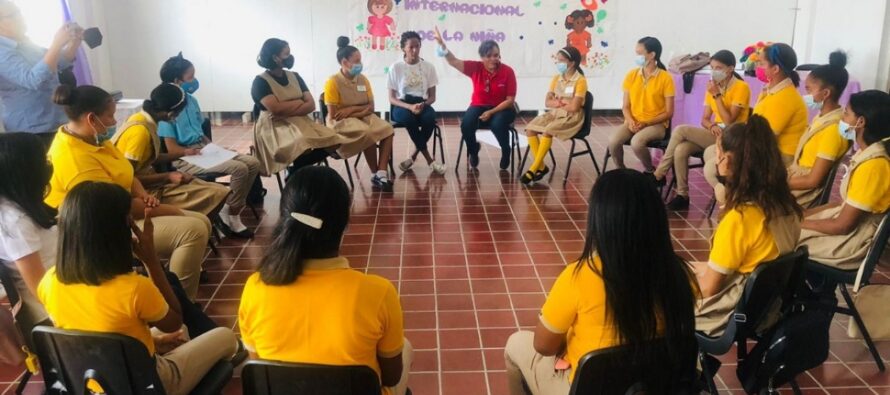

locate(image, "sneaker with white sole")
[[399, 158, 414, 172], [431, 162, 447, 175]]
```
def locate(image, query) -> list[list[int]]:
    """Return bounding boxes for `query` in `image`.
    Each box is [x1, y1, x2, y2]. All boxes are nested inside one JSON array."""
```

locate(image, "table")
[[113, 99, 143, 127], [670, 71, 862, 128]]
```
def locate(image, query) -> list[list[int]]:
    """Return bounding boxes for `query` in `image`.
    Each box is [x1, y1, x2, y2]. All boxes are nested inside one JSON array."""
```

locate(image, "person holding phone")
[[434, 26, 518, 170], [0, 0, 83, 149]]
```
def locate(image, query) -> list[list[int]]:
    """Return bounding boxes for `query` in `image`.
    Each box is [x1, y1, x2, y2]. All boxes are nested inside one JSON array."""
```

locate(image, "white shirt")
[[387, 59, 439, 100], [0, 198, 57, 268]]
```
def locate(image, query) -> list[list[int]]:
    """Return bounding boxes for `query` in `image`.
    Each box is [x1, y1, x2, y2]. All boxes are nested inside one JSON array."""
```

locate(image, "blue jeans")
[[461, 105, 515, 157], [392, 104, 437, 152]]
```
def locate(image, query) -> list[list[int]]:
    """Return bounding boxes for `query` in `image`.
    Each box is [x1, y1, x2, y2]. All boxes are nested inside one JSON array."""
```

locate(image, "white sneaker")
[[220, 212, 248, 233], [431, 162, 447, 175], [399, 158, 414, 172]]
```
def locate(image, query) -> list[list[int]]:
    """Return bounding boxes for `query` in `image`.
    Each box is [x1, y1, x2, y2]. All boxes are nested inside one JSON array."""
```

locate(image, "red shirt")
[[463, 61, 517, 107]]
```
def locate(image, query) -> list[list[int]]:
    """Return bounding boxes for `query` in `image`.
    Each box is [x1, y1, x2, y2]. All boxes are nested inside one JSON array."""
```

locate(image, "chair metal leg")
[[707, 195, 718, 217], [455, 137, 465, 172], [699, 352, 719, 395], [548, 148, 557, 170], [343, 157, 355, 190], [14, 371, 31, 395], [789, 378, 802, 395], [274, 172, 284, 193], [520, 145, 531, 172], [840, 283, 886, 371], [248, 204, 260, 220], [564, 139, 576, 183], [354, 151, 363, 170], [601, 150, 611, 173], [583, 139, 601, 175]]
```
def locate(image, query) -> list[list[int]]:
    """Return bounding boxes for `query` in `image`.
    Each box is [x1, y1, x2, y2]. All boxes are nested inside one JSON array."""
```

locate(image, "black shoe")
[[469, 143, 480, 168], [533, 166, 550, 181], [520, 171, 535, 185], [645, 172, 666, 187], [499, 153, 510, 170], [372, 175, 394, 192], [217, 221, 254, 239], [667, 195, 690, 210]]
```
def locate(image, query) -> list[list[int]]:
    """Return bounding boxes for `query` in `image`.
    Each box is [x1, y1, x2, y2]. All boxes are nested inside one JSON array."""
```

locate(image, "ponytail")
[[766, 43, 800, 87], [638, 37, 666, 70]]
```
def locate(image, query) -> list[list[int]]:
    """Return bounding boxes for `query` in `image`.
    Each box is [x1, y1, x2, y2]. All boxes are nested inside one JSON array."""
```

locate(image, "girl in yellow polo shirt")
[[787, 52, 850, 208], [651, 50, 750, 210], [47, 85, 210, 300], [799, 90, 890, 270], [505, 169, 698, 393], [324, 36, 395, 192], [752, 43, 808, 164], [112, 83, 229, 219], [695, 116, 802, 336], [608, 36, 675, 172], [521, 46, 588, 185], [238, 166, 411, 395], [38, 182, 237, 395]]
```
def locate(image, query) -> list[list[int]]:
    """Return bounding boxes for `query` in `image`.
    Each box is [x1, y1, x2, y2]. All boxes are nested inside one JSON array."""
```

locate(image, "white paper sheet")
[[180, 143, 238, 169]]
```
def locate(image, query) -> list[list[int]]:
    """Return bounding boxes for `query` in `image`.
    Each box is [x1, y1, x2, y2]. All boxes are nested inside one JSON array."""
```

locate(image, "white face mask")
[[711, 70, 728, 82]]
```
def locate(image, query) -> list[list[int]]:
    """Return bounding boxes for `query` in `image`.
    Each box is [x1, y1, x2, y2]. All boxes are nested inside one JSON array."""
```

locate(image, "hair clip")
[[290, 212, 323, 229]]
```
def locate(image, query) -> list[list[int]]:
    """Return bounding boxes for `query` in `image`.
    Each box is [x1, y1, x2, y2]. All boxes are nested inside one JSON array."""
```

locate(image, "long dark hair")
[[558, 46, 584, 76], [577, 169, 697, 372], [764, 43, 800, 87], [0, 133, 56, 229], [638, 36, 666, 70], [56, 182, 135, 285], [809, 51, 848, 103], [720, 115, 803, 221], [143, 83, 187, 121], [711, 49, 742, 80], [257, 166, 351, 285], [849, 90, 890, 155]]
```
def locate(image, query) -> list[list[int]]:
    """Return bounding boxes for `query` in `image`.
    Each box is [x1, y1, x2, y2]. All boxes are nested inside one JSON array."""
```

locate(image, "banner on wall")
[[348, 0, 616, 78]]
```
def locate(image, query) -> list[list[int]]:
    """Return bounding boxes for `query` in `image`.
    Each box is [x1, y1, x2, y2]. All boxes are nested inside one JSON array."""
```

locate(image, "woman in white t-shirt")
[[388, 31, 445, 174], [0, 133, 58, 330]]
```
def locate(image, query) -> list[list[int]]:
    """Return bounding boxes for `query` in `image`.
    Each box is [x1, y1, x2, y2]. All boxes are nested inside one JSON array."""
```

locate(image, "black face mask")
[[715, 163, 727, 185], [281, 55, 295, 69]]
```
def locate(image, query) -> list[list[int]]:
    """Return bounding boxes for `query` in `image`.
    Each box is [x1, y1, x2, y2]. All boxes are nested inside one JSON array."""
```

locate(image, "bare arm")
[[14, 253, 46, 298], [389, 89, 414, 110], [533, 320, 565, 357], [697, 266, 727, 298], [425, 86, 437, 106], [133, 214, 183, 333], [377, 354, 403, 387], [788, 158, 834, 191], [621, 91, 636, 125], [802, 203, 868, 235], [434, 27, 464, 73]]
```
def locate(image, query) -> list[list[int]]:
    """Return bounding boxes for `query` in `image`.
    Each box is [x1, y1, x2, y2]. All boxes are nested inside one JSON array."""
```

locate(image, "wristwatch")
[[713, 93, 723, 99]]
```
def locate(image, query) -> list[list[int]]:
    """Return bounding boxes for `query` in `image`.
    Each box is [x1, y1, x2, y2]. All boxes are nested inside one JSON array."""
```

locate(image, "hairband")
[[768, 45, 788, 73], [291, 212, 323, 229], [167, 83, 186, 108], [558, 49, 571, 58]]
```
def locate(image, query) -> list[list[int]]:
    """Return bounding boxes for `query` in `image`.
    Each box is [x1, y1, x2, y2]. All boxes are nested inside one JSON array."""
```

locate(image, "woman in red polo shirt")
[[434, 27, 517, 170]]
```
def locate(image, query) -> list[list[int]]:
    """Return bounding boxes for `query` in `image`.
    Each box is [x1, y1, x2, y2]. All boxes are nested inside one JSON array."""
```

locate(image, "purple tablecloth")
[[670, 71, 862, 128]]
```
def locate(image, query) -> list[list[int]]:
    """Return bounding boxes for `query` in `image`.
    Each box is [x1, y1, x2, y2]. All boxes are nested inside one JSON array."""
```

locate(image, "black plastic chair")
[[386, 104, 445, 165], [569, 338, 698, 395], [242, 359, 381, 395], [601, 120, 672, 173], [455, 102, 522, 174], [518, 91, 601, 184], [664, 150, 705, 201], [697, 248, 809, 394], [805, 210, 890, 372], [32, 326, 232, 395], [810, 157, 845, 209], [0, 262, 40, 395]]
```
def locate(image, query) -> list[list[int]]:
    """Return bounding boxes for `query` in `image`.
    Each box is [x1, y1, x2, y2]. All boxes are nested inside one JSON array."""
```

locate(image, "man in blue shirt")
[[0, 1, 82, 148]]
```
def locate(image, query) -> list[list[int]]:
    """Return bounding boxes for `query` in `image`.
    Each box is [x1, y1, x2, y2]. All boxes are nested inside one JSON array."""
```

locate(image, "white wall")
[[63, 0, 886, 112], [792, 0, 888, 92]]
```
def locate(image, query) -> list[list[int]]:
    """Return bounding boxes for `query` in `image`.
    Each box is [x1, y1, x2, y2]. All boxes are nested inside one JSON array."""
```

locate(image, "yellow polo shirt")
[[324, 74, 374, 106], [708, 204, 780, 275], [238, 257, 403, 393], [845, 158, 890, 213], [622, 68, 675, 125], [703, 78, 751, 124], [37, 267, 168, 355], [753, 81, 808, 157], [114, 111, 156, 169], [45, 128, 134, 208], [797, 124, 849, 169], [540, 257, 619, 378], [548, 73, 588, 102]]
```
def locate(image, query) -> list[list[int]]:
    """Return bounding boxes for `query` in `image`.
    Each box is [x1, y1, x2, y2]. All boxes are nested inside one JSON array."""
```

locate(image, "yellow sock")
[[527, 135, 540, 170], [530, 136, 552, 172]]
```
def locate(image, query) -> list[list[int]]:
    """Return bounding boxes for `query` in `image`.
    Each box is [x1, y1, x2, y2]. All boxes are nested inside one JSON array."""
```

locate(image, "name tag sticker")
[[357, 85, 368, 92], [564, 87, 575, 95]]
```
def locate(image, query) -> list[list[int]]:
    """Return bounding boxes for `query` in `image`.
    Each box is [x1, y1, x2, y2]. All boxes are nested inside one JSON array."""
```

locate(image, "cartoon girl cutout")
[[368, 0, 395, 51], [565, 10, 594, 65]]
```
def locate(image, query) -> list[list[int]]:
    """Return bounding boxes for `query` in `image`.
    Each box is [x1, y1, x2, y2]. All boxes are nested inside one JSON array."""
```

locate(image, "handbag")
[[668, 52, 711, 74], [847, 261, 890, 339]]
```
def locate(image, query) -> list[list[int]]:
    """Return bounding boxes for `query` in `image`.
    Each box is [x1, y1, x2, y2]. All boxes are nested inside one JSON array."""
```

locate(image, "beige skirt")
[[327, 114, 394, 158], [254, 113, 355, 176], [525, 108, 585, 140], [147, 178, 229, 217], [788, 165, 822, 209], [798, 206, 883, 270]]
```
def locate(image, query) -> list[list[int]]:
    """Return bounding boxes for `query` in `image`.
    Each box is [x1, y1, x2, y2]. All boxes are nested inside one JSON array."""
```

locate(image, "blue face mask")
[[181, 79, 199, 94], [90, 114, 116, 144], [350, 63, 363, 77], [435, 45, 449, 57], [634, 55, 646, 67], [556, 62, 568, 75], [803, 94, 823, 110], [838, 120, 856, 140]]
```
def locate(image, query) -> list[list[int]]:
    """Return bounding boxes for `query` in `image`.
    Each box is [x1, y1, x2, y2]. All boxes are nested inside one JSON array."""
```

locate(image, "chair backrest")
[[731, 248, 808, 340], [573, 91, 595, 139], [318, 92, 329, 121], [569, 337, 698, 395], [242, 360, 381, 395], [812, 160, 843, 208], [32, 326, 166, 395], [854, 210, 890, 291]]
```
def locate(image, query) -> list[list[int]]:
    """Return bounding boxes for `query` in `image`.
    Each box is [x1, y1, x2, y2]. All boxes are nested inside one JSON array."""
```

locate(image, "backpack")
[[668, 52, 711, 74], [736, 298, 835, 393]]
